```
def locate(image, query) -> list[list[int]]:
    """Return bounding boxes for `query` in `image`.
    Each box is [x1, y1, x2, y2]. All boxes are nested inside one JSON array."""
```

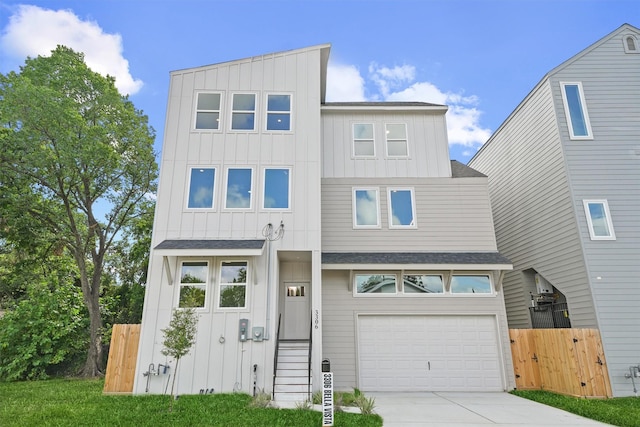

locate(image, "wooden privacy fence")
[[509, 328, 612, 398], [104, 324, 141, 394]]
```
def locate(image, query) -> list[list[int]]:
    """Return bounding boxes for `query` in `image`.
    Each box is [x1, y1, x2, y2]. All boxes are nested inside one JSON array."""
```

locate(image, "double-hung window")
[[353, 188, 380, 228], [179, 261, 208, 308], [353, 123, 375, 157], [263, 168, 290, 209], [583, 200, 616, 240], [560, 82, 592, 139], [231, 93, 256, 130], [225, 168, 252, 209], [385, 123, 408, 157], [219, 261, 248, 308], [266, 94, 291, 131], [194, 92, 221, 130], [187, 168, 216, 209], [388, 188, 416, 228]]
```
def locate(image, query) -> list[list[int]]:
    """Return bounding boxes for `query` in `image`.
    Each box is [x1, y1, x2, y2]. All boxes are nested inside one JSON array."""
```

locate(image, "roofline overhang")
[[321, 104, 448, 113], [155, 248, 265, 257], [322, 263, 513, 271]]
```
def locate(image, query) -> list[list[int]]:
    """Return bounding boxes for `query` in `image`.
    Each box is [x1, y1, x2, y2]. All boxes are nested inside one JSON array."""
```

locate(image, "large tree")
[[0, 46, 157, 377]]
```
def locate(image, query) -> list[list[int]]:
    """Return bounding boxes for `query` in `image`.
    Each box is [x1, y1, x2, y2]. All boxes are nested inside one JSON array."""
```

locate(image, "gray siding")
[[469, 80, 597, 329], [321, 177, 498, 252], [321, 270, 515, 391]]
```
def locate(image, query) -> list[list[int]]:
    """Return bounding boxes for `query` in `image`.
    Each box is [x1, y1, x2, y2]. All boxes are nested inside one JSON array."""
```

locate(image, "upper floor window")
[[403, 274, 444, 294], [560, 82, 592, 139], [219, 261, 248, 308], [583, 200, 616, 240], [385, 123, 408, 156], [231, 93, 256, 130], [263, 168, 290, 209], [353, 123, 375, 157], [266, 94, 291, 131], [624, 35, 638, 53], [187, 168, 215, 209], [179, 261, 208, 308], [450, 275, 492, 294], [353, 188, 380, 228], [388, 188, 416, 228], [194, 92, 221, 130], [225, 168, 252, 209], [355, 274, 397, 295]]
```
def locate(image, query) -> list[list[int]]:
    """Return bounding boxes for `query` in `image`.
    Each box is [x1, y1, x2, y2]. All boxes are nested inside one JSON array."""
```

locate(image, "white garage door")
[[358, 315, 503, 391]]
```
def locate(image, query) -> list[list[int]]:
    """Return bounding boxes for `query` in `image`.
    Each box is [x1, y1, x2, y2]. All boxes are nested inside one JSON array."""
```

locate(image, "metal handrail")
[[272, 313, 282, 399], [307, 313, 313, 400]]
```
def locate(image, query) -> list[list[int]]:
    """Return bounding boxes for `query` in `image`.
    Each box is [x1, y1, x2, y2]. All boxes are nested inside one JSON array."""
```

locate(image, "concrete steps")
[[272, 340, 312, 403]]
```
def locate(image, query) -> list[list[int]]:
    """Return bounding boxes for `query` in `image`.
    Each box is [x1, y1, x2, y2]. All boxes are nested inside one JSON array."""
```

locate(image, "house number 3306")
[[314, 310, 319, 329]]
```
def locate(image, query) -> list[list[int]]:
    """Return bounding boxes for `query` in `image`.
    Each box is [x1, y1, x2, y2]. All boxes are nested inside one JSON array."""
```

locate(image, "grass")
[[0, 378, 382, 427], [511, 390, 640, 427]]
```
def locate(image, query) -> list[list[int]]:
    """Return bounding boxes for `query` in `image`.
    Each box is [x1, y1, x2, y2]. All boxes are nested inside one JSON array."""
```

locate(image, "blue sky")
[[0, 0, 636, 163]]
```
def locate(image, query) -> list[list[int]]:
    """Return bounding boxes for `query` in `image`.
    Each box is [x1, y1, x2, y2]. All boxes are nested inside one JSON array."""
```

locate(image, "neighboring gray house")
[[469, 23, 640, 397], [134, 44, 515, 401]]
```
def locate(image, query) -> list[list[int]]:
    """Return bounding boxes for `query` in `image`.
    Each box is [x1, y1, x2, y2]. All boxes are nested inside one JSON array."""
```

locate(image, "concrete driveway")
[[368, 392, 613, 426]]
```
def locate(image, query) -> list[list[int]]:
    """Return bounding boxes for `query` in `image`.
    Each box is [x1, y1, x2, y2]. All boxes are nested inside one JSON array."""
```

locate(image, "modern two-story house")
[[134, 44, 515, 401], [468, 24, 640, 397]]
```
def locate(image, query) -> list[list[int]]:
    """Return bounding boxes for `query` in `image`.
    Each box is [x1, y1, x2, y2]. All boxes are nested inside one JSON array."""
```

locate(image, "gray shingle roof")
[[450, 160, 486, 178], [322, 252, 511, 265], [155, 240, 265, 250], [323, 101, 445, 108]]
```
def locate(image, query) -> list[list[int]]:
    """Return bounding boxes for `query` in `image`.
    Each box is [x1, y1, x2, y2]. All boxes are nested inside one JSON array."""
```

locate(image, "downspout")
[[264, 236, 272, 340]]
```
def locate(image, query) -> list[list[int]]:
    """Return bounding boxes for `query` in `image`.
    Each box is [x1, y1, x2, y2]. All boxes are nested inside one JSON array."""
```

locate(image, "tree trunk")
[[79, 265, 104, 377]]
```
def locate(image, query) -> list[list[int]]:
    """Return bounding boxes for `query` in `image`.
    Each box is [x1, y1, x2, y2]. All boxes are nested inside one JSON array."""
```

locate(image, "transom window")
[[225, 168, 252, 209], [219, 261, 248, 308], [266, 94, 291, 131], [388, 188, 416, 228], [194, 92, 221, 130], [353, 188, 380, 228], [450, 275, 492, 294], [583, 200, 616, 240], [355, 274, 397, 294], [187, 168, 215, 209], [353, 123, 375, 157], [231, 93, 256, 130], [560, 82, 592, 139], [179, 261, 208, 308], [385, 123, 408, 156], [263, 168, 290, 209], [403, 274, 443, 293]]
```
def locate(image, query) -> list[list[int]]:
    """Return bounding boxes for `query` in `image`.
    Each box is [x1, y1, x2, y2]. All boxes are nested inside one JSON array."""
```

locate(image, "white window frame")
[[186, 166, 216, 210], [353, 273, 398, 296], [385, 123, 409, 157], [217, 260, 249, 310], [560, 82, 593, 140], [265, 93, 292, 131], [352, 123, 376, 157], [401, 273, 445, 295], [352, 187, 381, 229], [230, 93, 257, 131], [387, 188, 417, 229], [623, 34, 638, 53], [194, 92, 222, 131], [583, 199, 616, 240], [177, 260, 210, 310], [224, 167, 253, 210], [262, 167, 291, 210], [450, 274, 494, 295]]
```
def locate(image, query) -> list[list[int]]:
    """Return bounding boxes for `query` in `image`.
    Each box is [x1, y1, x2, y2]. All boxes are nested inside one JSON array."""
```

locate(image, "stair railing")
[[272, 313, 282, 399], [307, 313, 312, 401]]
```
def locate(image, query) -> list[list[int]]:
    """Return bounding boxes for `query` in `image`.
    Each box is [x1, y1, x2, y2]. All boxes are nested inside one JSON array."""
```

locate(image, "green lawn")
[[512, 390, 640, 427], [0, 379, 382, 426]]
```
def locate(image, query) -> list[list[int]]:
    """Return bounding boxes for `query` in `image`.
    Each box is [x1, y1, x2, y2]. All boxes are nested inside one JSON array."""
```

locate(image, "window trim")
[[177, 260, 210, 310], [449, 274, 494, 295], [353, 273, 398, 296], [262, 167, 292, 210], [186, 166, 216, 210], [352, 187, 381, 229], [560, 82, 593, 140], [193, 91, 223, 131], [385, 123, 409, 157], [230, 92, 257, 131], [583, 199, 616, 240], [265, 93, 292, 132], [352, 123, 376, 158], [623, 34, 638, 53], [223, 167, 253, 210], [387, 187, 417, 229], [217, 260, 249, 310]]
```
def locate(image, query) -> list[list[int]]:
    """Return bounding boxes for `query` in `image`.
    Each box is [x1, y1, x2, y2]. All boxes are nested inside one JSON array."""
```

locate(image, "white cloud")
[[326, 61, 491, 148], [0, 5, 142, 95]]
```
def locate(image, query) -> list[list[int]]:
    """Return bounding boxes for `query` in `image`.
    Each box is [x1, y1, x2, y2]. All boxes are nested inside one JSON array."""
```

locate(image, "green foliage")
[[0, 379, 384, 427], [178, 286, 206, 308], [249, 389, 271, 408], [162, 308, 198, 410], [219, 285, 246, 308], [0, 281, 88, 381]]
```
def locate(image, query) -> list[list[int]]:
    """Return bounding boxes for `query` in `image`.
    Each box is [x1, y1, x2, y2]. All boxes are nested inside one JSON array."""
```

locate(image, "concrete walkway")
[[368, 392, 613, 426]]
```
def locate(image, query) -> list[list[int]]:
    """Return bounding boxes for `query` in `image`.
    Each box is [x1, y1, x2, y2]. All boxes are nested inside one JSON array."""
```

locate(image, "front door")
[[283, 282, 310, 339]]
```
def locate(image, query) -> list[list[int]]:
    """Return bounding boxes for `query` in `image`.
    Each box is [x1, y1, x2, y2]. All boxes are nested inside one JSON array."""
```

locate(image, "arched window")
[[624, 35, 638, 53]]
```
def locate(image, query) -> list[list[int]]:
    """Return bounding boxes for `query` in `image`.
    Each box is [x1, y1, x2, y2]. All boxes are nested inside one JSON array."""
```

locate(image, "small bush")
[[250, 390, 271, 408]]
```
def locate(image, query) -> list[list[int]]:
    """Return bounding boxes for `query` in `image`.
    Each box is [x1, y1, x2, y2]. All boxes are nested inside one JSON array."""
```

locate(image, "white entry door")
[[358, 315, 503, 391], [283, 282, 310, 339]]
